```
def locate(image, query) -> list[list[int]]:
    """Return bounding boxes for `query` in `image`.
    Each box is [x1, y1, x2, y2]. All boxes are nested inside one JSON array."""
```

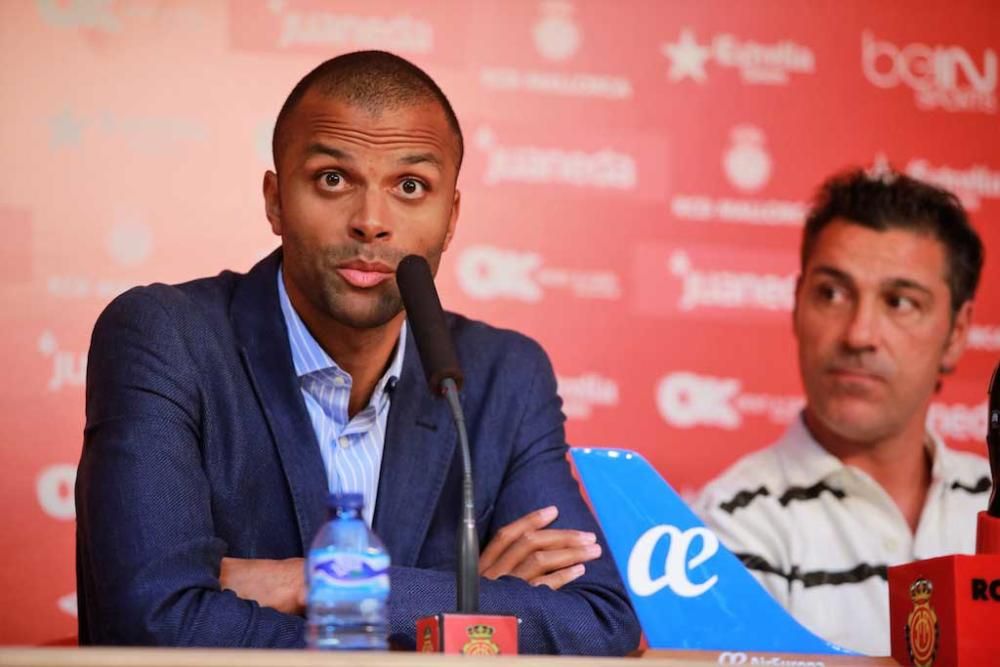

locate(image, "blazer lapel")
[[373, 331, 456, 566], [231, 250, 328, 554]]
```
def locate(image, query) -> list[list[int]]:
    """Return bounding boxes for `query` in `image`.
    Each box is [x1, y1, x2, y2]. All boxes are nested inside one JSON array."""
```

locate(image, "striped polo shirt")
[[277, 267, 405, 526], [694, 415, 991, 656]]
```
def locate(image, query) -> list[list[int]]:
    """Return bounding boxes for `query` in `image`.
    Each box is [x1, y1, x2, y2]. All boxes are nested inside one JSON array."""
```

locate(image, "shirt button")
[[338, 436, 350, 449], [883, 537, 899, 552], [333, 376, 346, 386]]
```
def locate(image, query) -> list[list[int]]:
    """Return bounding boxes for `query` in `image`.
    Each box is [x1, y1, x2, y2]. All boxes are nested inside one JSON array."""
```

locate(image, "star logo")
[[661, 29, 711, 83]]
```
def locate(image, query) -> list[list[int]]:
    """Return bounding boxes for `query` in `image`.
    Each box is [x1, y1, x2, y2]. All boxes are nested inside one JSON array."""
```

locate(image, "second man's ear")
[[263, 171, 282, 235]]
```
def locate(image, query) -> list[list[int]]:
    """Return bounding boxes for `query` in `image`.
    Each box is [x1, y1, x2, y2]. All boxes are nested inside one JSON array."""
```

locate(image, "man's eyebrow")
[[398, 152, 443, 169], [809, 265, 854, 284], [305, 143, 353, 161], [810, 265, 934, 297], [883, 277, 934, 297]]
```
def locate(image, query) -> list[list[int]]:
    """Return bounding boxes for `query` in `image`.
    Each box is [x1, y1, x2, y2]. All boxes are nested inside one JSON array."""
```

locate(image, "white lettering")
[[657, 372, 742, 429], [628, 525, 720, 597], [862, 31, 997, 113], [278, 12, 433, 53]]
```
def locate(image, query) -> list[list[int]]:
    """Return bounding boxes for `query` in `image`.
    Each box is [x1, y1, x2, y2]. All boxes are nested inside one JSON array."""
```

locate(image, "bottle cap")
[[328, 492, 364, 511]]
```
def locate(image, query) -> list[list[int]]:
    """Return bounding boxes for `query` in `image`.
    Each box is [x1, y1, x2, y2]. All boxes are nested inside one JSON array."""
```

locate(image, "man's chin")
[[323, 298, 403, 331], [809, 398, 898, 444]]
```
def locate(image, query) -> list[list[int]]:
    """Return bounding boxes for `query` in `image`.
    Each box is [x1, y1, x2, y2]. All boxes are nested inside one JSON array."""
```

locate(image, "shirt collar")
[[277, 264, 406, 401]]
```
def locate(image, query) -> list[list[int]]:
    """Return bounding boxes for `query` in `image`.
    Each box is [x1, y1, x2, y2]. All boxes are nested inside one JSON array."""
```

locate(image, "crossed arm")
[[220, 505, 602, 615]]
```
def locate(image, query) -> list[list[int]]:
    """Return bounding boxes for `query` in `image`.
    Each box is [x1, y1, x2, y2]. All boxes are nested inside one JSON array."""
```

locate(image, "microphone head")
[[396, 254, 464, 394]]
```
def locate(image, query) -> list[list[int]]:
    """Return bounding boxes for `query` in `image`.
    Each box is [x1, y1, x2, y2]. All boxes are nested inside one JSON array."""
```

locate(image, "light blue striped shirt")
[[277, 266, 406, 526]]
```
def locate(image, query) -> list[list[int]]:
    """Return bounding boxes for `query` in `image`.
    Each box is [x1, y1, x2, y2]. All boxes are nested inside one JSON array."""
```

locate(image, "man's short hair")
[[271, 50, 464, 170], [801, 167, 984, 314]]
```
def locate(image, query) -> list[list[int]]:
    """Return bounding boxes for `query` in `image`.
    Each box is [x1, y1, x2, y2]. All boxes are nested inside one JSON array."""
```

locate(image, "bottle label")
[[309, 550, 390, 597]]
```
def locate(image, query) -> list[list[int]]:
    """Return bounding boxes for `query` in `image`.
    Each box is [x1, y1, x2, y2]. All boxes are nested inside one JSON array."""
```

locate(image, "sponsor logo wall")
[[1, 0, 997, 646]]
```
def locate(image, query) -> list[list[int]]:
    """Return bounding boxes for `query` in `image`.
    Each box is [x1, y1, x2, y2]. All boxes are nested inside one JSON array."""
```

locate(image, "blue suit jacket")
[[76, 251, 638, 654]]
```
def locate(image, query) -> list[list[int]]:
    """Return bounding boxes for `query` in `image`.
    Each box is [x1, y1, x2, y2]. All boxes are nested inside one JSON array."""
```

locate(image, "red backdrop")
[[1, 0, 997, 645]]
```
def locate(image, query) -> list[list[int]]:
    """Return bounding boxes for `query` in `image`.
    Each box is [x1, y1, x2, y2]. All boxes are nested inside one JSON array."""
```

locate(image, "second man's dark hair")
[[801, 167, 984, 315]]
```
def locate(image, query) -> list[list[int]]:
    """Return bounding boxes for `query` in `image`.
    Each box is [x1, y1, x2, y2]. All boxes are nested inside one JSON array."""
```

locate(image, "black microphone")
[[396, 254, 479, 614], [987, 360, 1000, 517]]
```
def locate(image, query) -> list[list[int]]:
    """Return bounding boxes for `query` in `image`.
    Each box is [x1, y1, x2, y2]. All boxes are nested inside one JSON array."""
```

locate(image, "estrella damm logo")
[[462, 623, 500, 656], [905, 578, 939, 667]]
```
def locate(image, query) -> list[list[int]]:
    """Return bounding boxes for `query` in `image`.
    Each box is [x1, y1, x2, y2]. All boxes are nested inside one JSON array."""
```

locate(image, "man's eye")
[[398, 178, 426, 198], [887, 294, 918, 313], [318, 171, 346, 191], [816, 283, 844, 303]]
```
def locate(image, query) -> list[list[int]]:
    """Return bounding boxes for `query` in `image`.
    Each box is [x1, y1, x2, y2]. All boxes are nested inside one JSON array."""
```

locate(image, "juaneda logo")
[[627, 525, 720, 598], [38, 331, 87, 392], [862, 30, 997, 113], [474, 126, 637, 190], [905, 578, 939, 667]]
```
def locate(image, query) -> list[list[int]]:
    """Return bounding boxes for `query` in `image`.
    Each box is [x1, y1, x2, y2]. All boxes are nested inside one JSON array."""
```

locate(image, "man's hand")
[[219, 557, 306, 615], [479, 506, 602, 590]]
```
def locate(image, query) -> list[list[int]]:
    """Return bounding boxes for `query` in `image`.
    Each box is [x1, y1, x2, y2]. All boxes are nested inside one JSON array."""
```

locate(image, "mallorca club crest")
[[462, 623, 501, 656], [420, 625, 435, 652], [905, 578, 939, 667]]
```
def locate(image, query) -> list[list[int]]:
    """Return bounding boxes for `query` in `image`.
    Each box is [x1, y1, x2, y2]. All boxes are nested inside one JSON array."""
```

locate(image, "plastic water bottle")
[[306, 492, 390, 650]]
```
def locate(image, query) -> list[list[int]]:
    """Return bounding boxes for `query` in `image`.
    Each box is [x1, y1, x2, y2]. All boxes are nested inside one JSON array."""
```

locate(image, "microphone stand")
[[443, 377, 480, 613]]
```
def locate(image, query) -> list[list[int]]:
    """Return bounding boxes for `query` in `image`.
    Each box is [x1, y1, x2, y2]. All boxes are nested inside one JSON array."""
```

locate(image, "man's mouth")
[[827, 367, 886, 384], [336, 260, 394, 289]]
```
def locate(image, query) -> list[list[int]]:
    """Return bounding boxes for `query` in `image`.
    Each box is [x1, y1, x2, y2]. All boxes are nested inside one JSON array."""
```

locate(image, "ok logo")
[[456, 245, 543, 302]]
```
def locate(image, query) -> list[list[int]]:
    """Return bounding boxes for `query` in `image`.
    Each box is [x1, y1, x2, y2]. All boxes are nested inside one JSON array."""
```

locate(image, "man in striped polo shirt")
[[695, 168, 990, 656]]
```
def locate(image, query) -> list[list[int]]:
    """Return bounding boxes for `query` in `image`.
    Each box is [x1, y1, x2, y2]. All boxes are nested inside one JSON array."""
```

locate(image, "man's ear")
[[941, 300, 974, 374], [791, 274, 804, 338], [442, 189, 461, 252], [263, 171, 282, 236]]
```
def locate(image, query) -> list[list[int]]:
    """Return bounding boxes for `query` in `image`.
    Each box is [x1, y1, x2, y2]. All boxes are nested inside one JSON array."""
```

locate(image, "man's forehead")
[[806, 219, 948, 286], [284, 91, 459, 161]]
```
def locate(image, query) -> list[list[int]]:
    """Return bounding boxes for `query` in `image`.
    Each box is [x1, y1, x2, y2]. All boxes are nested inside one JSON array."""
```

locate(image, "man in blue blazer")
[[75, 51, 638, 654]]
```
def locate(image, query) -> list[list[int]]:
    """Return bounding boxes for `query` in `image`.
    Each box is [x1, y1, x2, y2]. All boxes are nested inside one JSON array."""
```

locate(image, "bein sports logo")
[[456, 245, 621, 303], [656, 371, 803, 430], [862, 30, 997, 114], [627, 524, 720, 598]]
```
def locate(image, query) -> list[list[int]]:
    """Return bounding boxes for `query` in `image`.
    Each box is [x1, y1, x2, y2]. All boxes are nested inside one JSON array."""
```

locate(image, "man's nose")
[[843, 297, 880, 351], [349, 188, 392, 243]]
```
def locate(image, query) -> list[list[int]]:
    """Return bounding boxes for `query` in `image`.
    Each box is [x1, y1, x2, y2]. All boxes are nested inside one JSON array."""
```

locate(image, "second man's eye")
[[399, 178, 426, 198], [324, 172, 341, 187]]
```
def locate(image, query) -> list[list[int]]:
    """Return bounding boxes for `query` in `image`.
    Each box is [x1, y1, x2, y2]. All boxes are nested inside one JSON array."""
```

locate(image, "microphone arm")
[[443, 377, 479, 613]]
